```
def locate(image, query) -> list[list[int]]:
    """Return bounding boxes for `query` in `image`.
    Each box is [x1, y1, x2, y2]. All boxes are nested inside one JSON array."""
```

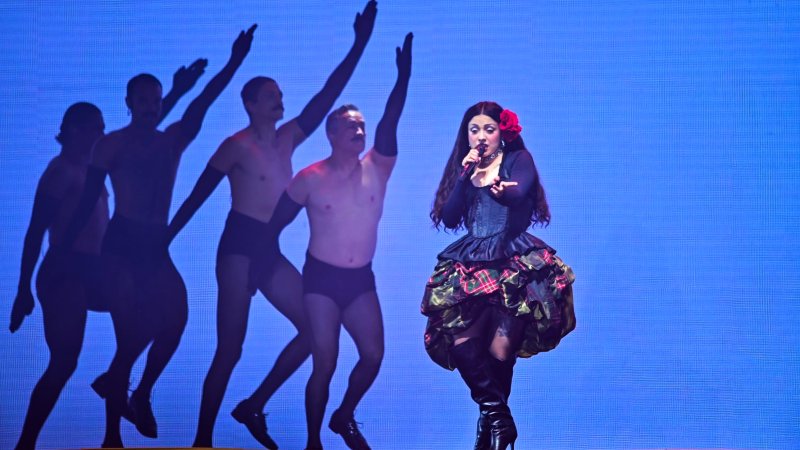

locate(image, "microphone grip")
[[459, 143, 488, 180], [459, 161, 478, 180]]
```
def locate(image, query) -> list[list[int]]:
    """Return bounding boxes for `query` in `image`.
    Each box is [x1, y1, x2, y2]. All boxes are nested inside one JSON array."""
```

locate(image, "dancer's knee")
[[291, 330, 313, 352], [311, 353, 337, 381], [47, 353, 79, 380], [213, 343, 243, 369], [358, 345, 384, 370]]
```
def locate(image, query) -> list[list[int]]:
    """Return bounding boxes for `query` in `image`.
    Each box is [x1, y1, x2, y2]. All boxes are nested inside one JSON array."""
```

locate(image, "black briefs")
[[217, 209, 281, 296], [37, 248, 108, 312], [302, 252, 376, 310], [102, 213, 169, 267]]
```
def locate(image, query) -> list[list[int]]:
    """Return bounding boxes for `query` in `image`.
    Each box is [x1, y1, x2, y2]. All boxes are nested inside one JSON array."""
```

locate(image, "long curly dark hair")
[[430, 101, 550, 230]]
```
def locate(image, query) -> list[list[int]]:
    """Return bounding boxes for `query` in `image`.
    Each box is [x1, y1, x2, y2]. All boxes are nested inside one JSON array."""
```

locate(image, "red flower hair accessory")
[[499, 109, 522, 142]]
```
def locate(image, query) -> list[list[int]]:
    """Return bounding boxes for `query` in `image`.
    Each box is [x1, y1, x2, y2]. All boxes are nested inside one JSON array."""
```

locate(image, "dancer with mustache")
[[266, 32, 411, 450], [166, 2, 378, 448]]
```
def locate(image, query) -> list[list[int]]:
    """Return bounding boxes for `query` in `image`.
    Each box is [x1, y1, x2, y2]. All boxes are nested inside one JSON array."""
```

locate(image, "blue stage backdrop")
[[1, 1, 798, 449]]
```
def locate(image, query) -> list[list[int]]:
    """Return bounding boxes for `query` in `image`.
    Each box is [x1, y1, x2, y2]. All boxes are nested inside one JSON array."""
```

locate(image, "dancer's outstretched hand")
[[396, 32, 413, 79], [172, 58, 208, 95], [231, 24, 257, 63], [354, 0, 377, 45]]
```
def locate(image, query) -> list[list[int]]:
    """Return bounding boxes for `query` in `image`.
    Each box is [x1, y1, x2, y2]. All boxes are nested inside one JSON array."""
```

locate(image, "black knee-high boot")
[[451, 339, 517, 450], [474, 357, 516, 449], [489, 356, 515, 402], [475, 408, 491, 450]]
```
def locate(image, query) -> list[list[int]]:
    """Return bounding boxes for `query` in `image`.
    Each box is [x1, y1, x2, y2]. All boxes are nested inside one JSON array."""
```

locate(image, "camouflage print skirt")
[[421, 246, 575, 370]]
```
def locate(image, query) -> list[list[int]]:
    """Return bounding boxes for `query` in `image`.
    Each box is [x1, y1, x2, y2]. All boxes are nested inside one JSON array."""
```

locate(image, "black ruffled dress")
[[421, 149, 575, 370]]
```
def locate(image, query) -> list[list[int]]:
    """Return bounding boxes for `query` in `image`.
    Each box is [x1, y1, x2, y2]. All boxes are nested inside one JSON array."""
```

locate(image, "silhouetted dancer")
[[9, 59, 205, 450], [62, 27, 254, 441]]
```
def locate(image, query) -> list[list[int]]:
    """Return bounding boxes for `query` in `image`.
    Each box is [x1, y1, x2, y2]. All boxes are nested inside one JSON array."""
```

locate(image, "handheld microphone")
[[459, 143, 488, 180]]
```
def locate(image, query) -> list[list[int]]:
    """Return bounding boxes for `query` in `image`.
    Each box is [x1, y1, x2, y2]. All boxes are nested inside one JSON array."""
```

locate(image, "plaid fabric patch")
[[421, 249, 576, 370], [454, 262, 514, 296]]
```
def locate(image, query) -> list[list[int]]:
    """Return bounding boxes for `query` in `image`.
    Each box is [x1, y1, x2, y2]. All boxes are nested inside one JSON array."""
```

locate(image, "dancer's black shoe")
[[231, 400, 278, 449], [329, 409, 371, 450], [92, 372, 135, 423], [129, 390, 157, 438]]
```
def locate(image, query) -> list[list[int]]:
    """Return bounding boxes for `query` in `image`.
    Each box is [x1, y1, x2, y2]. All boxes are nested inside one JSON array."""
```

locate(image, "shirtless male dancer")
[[166, 3, 377, 448], [9, 60, 205, 450], [62, 27, 254, 440], [267, 32, 411, 450]]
